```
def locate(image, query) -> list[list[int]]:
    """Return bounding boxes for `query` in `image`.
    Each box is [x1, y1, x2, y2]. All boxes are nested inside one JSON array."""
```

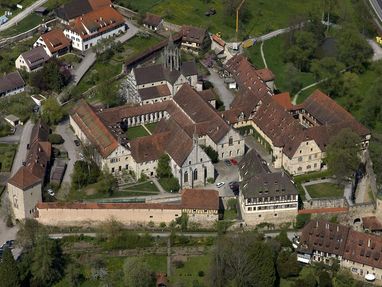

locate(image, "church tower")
[[163, 33, 180, 71]]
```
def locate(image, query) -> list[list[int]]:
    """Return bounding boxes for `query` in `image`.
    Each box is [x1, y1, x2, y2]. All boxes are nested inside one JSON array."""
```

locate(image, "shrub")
[[295, 214, 311, 229], [48, 134, 64, 145], [207, 177, 215, 184], [173, 260, 184, 269], [198, 271, 205, 277]]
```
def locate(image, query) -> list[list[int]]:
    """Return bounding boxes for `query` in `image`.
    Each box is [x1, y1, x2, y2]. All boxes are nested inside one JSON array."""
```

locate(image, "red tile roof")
[[143, 13, 163, 27], [71, 100, 118, 158], [67, 6, 125, 40], [256, 68, 275, 82], [40, 29, 71, 54], [181, 189, 219, 210], [88, 0, 111, 10], [362, 216, 382, 231], [36, 201, 181, 210], [211, 34, 225, 47], [272, 92, 292, 110]]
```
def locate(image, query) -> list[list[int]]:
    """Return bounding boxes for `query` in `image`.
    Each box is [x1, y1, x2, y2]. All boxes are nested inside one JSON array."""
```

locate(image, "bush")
[[295, 214, 311, 229], [201, 145, 219, 163], [207, 177, 215, 184], [173, 260, 184, 269], [48, 134, 64, 144], [198, 271, 205, 277]]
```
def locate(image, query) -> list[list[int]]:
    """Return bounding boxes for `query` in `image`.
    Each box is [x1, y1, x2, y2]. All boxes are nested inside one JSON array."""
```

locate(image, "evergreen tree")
[[0, 246, 20, 287]]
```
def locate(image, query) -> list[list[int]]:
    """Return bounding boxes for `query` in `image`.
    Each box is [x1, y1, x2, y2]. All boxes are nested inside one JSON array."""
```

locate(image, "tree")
[[332, 270, 354, 287], [201, 145, 219, 163], [48, 133, 64, 145], [336, 27, 373, 72], [16, 218, 42, 249], [295, 214, 311, 229], [325, 128, 361, 181], [66, 262, 84, 287], [310, 57, 345, 96], [285, 31, 317, 71], [157, 154, 172, 178], [0, 246, 20, 287], [276, 250, 301, 279], [123, 258, 154, 287], [71, 160, 100, 189], [275, 230, 292, 249], [31, 233, 64, 286], [361, 77, 382, 130], [283, 63, 302, 94], [318, 271, 332, 287], [41, 97, 64, 125]]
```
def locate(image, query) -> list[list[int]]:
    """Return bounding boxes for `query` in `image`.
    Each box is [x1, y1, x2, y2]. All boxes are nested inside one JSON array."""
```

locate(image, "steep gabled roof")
[[40, 29, 71, 54], [143, 13, 162, 27], [71, 100, 118, 158], [181, 189, 219, 210], [181, 25, 207, 45], [20, 46, 50, 70], [0, 72, 25, 94]]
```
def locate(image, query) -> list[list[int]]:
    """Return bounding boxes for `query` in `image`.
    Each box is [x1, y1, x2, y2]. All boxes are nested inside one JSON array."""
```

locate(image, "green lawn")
[[0, 14, 42, 38], [118, 0, 316, 40], [145, 122, 157, 134], [0, 143, 17, 172], [171, 255, 211, 286], [126, 125, 150, 140], [124, 181, 159, 192], [244, 42, 263, 68], [158, 177, 178, 193], [223, 209, 237, 220], [305, 182, 344, 199], [0, 92, 36, 122]]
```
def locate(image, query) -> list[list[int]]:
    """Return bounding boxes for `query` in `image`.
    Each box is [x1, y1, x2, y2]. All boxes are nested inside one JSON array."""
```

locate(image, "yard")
[[171, 255, 211, 286], [305, 182, 344, 199], [117, 0, 316, 40], [0, 92, 36, 122], [145, 122, 157, 134], [126, 125, 150, 140], [0, 143, 17, 172]]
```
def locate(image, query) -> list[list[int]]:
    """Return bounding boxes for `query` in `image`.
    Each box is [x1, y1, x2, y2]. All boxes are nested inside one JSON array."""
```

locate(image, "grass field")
[[145, 122, 157, 134], [117, 0, 316, 40], [0, 92, 36, 122], [305, 182, 344, 199], [126, 125, 150, 140], [0, 13, 42, 37], [171, 255, 211, 286], [0, 143, 17, 172]]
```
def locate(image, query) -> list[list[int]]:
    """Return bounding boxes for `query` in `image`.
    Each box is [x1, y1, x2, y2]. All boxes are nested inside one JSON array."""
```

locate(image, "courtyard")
[[305, 182, 344, 199]]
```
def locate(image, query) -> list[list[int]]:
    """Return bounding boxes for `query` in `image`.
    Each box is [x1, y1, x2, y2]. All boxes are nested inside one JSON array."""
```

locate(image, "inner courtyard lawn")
[[126, 125, 150, 140], [305, 182, 344, 199]]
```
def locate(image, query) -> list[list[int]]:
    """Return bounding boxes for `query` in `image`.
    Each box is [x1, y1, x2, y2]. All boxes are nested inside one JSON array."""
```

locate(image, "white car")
[[48, 189, 55, 196], [216, 182, 225, 188]]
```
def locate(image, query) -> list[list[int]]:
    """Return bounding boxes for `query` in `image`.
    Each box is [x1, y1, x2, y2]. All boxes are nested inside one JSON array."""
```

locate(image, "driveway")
[[0, 125, 23, 144], [206, 68, 234, 110], [205, 160, 240, 197], [55, 120, 79, 186], [244, 135, 279, 173], [0, 0, 48, 32], [11, 121, 33, 176]]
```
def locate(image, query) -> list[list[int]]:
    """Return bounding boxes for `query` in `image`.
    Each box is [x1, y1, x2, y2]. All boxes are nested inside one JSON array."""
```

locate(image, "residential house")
[[298, 220, 382, 281], [224, 55, 370, 176], [7, 121, 51, 221], [63, 6, 126, 51], [15, 46, 50, 72], [56, 0, 112, 24], [0, 71, 25, 98], [238, 149, 298, 225], [143, 13, 163, 31], [34, 29, 71, 57], [181, 25, 210, 54], [70, 84, 244, 187]]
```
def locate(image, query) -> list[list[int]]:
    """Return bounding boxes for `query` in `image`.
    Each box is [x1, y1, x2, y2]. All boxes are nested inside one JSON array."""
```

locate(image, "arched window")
[[184, 171, 188, 183], [193, 169, 198, 180], [229, 136, 233, 146]]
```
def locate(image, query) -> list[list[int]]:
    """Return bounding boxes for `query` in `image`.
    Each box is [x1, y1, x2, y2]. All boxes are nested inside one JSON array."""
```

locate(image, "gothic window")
[[184, 171, 188, 183], [193, 169, 198, 180], [229, 137, 233, 146]]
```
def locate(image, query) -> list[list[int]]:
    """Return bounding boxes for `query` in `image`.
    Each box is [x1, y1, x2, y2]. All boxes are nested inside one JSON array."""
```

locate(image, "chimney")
[[368, 239, 371, 248]]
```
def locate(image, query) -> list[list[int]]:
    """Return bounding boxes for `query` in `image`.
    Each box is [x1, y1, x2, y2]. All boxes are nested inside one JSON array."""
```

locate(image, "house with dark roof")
[[70, 84, 244, 188], [238, 149, 298, 225], [7, 121, 51, 220], [125, 35, 199, 104], [34, 29, 71, 57], [224, 55, 371, 176], [15, 46, 50, 72], [63, 6, 126, 51], [56, 0, 112, 23], [181, 25, 210, 54], [298, 220, 382, 281], [143, 13, 163, 31], [0, 71, 25, 98]]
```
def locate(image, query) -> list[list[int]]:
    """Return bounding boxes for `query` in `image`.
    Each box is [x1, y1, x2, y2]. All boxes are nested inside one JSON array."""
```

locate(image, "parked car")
[[74, 139, 80, 146], [216, 182, 225, 188], [230, 159, 238, 165], [224, 159, 231, 166], [2, 240, 15, 249], [48, 189, 55, 196]]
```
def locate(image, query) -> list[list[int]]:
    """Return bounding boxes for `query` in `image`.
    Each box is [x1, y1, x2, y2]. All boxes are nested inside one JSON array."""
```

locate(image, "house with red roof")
[[34, 29, 71, 57]]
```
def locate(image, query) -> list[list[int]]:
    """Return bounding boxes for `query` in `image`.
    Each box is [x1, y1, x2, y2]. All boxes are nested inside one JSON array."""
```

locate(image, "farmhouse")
[[70, 84, 244, 187], [33, 29, 71, 57], [0, 71, 25, 98], [224, 55, 370, 176], [298, 220, 382, 281], [63, 6, 126, 51]]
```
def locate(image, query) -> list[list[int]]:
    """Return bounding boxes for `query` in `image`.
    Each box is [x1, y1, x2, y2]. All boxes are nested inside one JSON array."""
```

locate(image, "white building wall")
[[15, 55, 31, 72]]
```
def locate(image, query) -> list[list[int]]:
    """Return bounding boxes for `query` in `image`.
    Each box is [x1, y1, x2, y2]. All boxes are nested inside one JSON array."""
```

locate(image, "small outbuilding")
[[4, 115, 21, 127]]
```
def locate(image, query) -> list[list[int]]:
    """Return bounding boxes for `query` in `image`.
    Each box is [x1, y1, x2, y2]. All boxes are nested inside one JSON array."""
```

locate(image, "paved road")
[[11, 121, 33, 176], [369, 0, 382, 23], [205, 160, 240, 197], [206, 68, 234, 110], [55, 120, 79, 186], [0, 0, 48, 32], [0, 125, 23, 143]]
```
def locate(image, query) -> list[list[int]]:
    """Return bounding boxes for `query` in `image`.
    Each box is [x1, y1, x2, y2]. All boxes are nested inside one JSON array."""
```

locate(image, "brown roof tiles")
[[181, 189, 219, 210], [40, 29, 71, 54]]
